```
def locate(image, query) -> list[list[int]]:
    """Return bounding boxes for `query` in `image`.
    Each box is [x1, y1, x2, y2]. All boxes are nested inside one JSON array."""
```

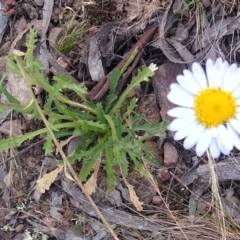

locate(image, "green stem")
[[57, 94, 96, 114], [120, 48, 139, 75], [104, 115, 117, 139]]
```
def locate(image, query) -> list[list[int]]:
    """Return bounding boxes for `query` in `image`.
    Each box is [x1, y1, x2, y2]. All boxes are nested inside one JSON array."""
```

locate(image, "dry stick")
[[87, 27, 157, 101], [15, 56, 119, 240]]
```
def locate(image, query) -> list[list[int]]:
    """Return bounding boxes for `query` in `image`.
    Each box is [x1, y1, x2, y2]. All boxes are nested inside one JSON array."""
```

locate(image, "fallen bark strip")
[[197, 157, 240, 182], [87, 27, 157, 101], [61, 177, 163, 232]]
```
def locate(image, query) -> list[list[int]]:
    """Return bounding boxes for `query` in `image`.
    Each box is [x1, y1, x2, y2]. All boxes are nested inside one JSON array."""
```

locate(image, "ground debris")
[[2, 0, 240, 238], [61, 177, 164, 232], [2, 0, 22, 16]]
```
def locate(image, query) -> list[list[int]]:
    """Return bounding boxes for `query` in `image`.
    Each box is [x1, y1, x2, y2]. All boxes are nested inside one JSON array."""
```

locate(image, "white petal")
[[232, 83, 240, 98], [214, 58, 229, 88], [209, 138, 221, 159], [236, 98, 240, 106], [167, 107, 195, 118], [167, 89, 194, 108], [229, 118, 240, 134], [206, 58, 216, 87], [237, 106, 240, 113], [176, 71, 201, 94], [218, 124, 233, 150], [174, 120, 198, 140], [210, 127, 218, 137], [227, 123, 240, 150], [170, 83, 181, 90], [235, 113, 240, 121], [191, 62, 207, 89], [222, 63, 238, 91], [167, 116, 196, 132], [217, 137, 230, 155], [195, 129, 212, 156], [183, 124, 205, 149], [232, 68, 240, 92]]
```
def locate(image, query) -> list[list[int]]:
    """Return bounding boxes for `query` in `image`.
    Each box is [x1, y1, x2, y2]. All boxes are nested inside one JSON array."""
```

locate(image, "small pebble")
[[157, 166, 171, 182], [152, 196, 163, 205], [163, 142, 178, 167], [15, 224, 24, 233]]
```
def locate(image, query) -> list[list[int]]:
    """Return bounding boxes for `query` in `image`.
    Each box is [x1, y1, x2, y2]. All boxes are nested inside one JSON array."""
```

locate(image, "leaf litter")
[[1, 0, 240, 239]]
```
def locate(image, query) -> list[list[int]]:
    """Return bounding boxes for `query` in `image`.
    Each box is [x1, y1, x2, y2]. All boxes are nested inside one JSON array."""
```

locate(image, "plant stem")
[[58, 94, 96, 114]]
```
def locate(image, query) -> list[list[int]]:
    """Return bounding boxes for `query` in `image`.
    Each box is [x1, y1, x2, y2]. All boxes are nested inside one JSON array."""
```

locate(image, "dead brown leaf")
[[192, 15, 240, 52], [151, 0, 186, 63], [3, 169, 13, 188], [38, 0, 54, 70], [50, 56, 70, 74], [122, 176, 143, 211], [13, 16, 27, 35], [7, 70, 32, 107], [152, 62, 185, 121], [48, 27, 63, 47], [0, 119, 26, 136], [88, 22, 119, 82], [36, 166, 63, 193], [222, 188, 240, 223], [166, 38, 195, 63], [67, 136, 83, 157], [7, 26, 32, 110], [84, 156, 101, 195], [56, 135, 75, 155]]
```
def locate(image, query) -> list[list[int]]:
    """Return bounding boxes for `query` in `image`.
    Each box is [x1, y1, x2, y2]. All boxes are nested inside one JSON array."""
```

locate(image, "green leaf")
[[78, 136, 108, 181], [6, 54, 21, 75], [25, 28, 38, 65], [104, 146, 115, 190], [52, 99, 76, 120], [0, 128, 47, 152], [122, 97, 137, 120], [110, 65, 155, 114], [68, 139, 92, 164], [53, 74, 87, 102], [119, 151, 128, 177], [81, 120, 107, 133], [105, 69, 121, 113], [43, 132, 54, 155], [114, 114, 122, 140], [95, 103, 107, 123]]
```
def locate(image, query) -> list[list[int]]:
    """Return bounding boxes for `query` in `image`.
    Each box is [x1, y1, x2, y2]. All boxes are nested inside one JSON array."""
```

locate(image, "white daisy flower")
[[167, 58, 240, 158]]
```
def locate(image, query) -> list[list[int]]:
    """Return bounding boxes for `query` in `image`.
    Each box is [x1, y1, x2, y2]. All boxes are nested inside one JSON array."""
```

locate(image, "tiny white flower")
[[148, 63, 158, 72], [167, 58, 240, 158]]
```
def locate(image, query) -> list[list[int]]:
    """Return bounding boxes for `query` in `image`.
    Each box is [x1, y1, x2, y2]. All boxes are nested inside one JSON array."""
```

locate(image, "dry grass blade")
[[207, 150, 226, 240]]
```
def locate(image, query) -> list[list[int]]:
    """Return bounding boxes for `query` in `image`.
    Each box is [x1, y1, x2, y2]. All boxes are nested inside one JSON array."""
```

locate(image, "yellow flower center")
[[194, 88, 237, 127]]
